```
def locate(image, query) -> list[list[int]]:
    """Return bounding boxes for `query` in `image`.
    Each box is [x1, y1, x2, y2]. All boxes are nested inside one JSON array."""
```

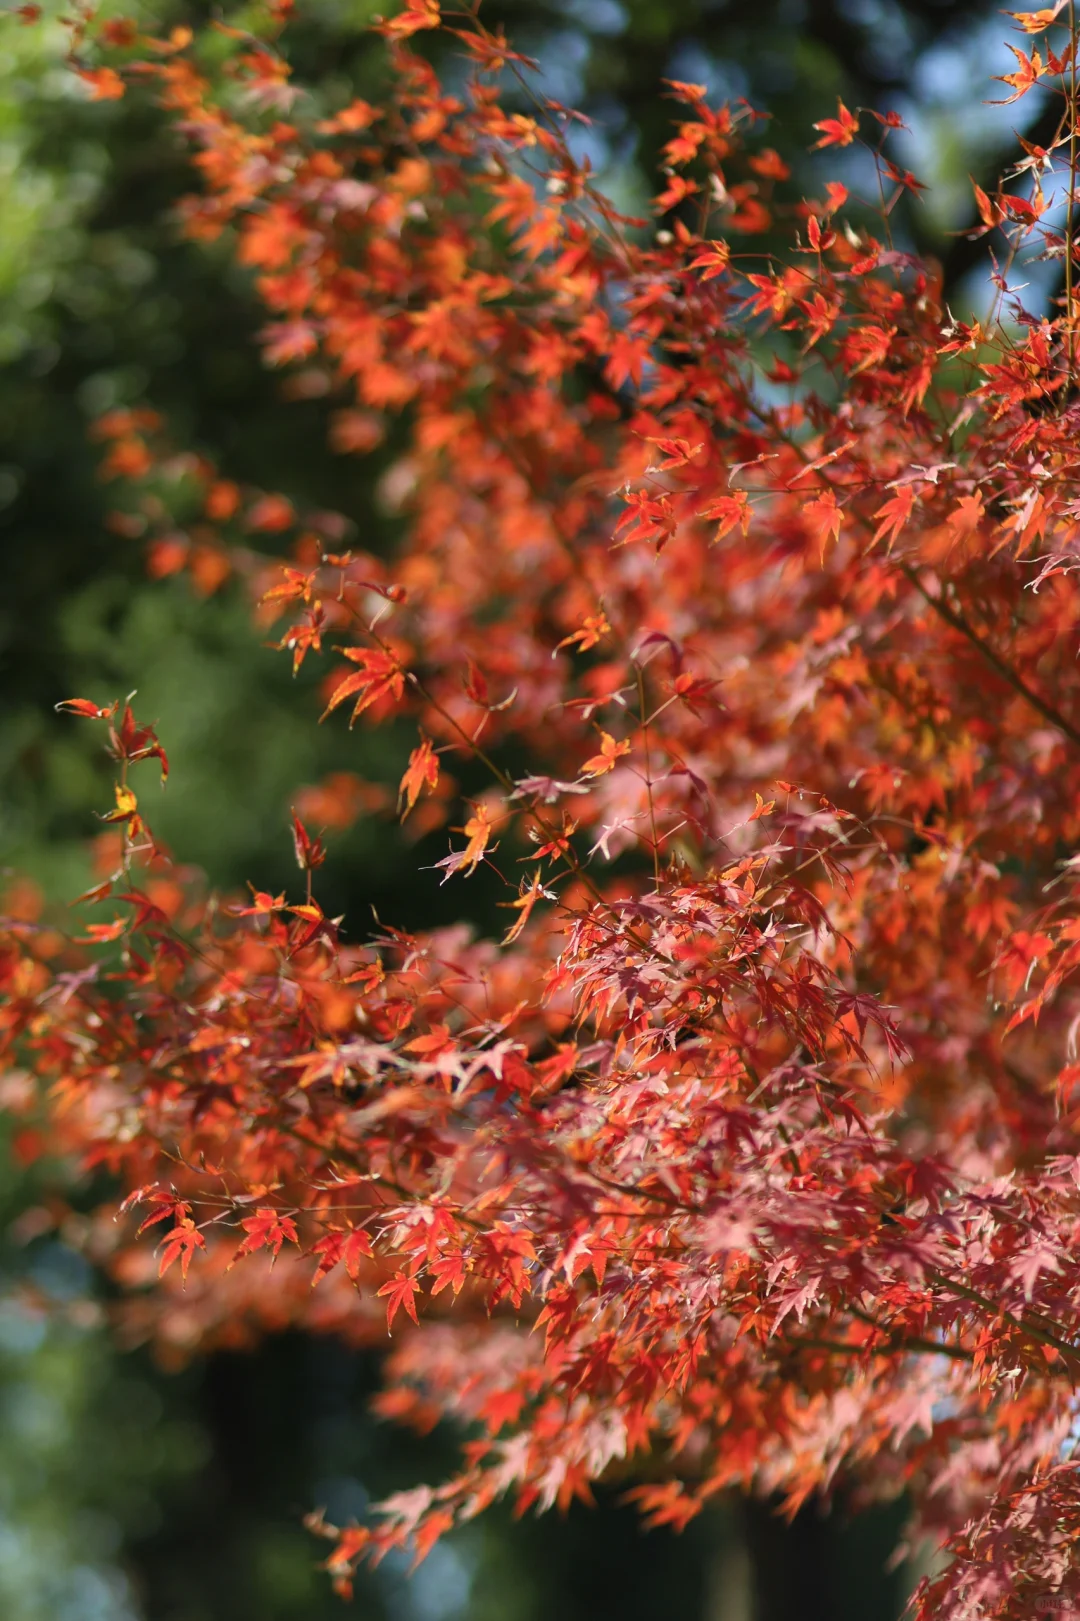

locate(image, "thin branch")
[[901, 564, 1080, 753], [636, 662, 661, 885], [926, 1266, 1080, 1372]]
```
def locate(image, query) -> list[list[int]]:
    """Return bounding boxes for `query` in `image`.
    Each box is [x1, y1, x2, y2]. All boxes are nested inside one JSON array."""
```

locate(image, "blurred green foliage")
[[0, 0, 1032, 1616]]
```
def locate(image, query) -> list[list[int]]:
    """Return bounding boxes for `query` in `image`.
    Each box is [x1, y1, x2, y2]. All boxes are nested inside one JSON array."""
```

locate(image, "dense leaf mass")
[[8, 2, 1080, 1614]]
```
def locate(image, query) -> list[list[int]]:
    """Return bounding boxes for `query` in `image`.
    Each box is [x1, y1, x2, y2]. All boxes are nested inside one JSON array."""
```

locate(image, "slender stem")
[[339, 591, 619, 919], [783, 1331, 973, 1364], [901, 564, 1080, 753], [926, 1266, 1080, 1371], [636, 663, 661, 885], [846, 1301, 974, 1363]]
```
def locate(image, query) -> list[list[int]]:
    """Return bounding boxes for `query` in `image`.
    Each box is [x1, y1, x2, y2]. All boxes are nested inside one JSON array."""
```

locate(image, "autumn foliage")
[[9, 0, 1080, 1613]]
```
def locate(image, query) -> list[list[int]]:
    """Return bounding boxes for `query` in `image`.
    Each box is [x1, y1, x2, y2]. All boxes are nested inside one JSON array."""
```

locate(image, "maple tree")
[[9, 1, 1080, 1614]]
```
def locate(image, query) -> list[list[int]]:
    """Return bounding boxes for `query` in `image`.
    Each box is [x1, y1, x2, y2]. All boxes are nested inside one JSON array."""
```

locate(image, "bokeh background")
[[0, 1, 1052, 1616]]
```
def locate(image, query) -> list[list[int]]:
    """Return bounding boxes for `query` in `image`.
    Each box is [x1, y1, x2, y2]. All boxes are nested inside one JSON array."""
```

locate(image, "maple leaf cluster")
[[10, 0, 1080, 1613]]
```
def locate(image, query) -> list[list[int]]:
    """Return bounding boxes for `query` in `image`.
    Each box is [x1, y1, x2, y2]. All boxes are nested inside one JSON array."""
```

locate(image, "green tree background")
[[0, 2, 1039, 1615]]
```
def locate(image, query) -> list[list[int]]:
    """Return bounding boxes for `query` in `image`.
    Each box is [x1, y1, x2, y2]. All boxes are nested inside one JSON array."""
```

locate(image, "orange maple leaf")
[[992, 42, 1045, 102], [1004, 0, 1066, 27], [158, 1219, 205, 1283], [322, 648, 406, 726], [229, 1207, 300, 1267], [582, 732, 631, 776], [311, 1228, 374, 1286], [687, 240, 731, 280], [429, 1253, 469, 1296], [803, 489, 843, 555], [399, 735, 440, 816], [377, 1271, 421, 1329], [555, 612, 612, 654], [458, 803, 494, 872], [701, 490, 750, 541], [501, 869, 555, 943], [872, 486, 915, 552], [812, 100, 859, 148], [78, 67, 125, 100], [944, 493, 985, 546]]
